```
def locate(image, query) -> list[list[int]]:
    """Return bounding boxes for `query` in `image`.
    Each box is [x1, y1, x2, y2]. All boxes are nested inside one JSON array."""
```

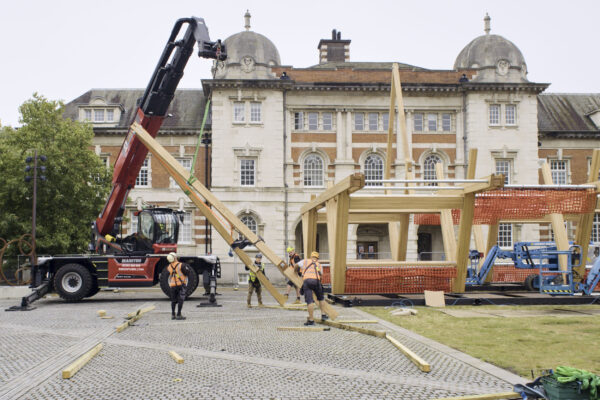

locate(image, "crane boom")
[[95, 17, 225, 238]]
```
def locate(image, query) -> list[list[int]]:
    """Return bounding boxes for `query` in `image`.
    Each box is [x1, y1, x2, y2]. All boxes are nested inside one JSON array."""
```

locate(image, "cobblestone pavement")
[[0, 287, 525, 399]]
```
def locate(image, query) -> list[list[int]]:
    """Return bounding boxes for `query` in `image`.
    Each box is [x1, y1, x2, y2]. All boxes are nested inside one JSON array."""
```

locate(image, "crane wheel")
[[524, 274, 539, 291], [53, 263, 93, 302]]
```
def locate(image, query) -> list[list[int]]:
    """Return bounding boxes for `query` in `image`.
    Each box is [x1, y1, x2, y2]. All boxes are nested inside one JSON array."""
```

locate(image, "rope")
[[188, 99, 211, 186]]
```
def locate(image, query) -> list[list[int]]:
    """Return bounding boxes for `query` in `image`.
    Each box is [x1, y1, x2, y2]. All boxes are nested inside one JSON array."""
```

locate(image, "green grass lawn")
[[361, 304, 600, 377]]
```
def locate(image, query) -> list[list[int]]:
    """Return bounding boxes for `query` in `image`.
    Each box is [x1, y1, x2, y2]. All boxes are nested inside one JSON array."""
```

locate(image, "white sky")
[[1, 0, 599, 127]]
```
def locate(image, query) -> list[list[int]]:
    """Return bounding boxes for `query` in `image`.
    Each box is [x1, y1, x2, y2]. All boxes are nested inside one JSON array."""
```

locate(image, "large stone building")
[[67, 13, 600, 285]]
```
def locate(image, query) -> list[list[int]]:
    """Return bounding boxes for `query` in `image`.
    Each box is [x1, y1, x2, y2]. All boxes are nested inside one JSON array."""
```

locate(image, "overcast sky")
[[1, 0, 599, 127]]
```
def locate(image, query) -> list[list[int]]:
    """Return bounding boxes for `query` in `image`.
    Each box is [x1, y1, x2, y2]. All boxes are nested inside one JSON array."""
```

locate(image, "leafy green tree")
[[0, 94, 111, 255]]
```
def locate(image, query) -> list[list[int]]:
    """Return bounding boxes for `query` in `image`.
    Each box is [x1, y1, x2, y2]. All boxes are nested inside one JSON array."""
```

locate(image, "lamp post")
[[25, 150, 46, 266]]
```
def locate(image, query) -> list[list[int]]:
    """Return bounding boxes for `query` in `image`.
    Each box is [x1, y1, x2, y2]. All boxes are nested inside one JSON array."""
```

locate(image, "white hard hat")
[[166, 252, 177, 262]]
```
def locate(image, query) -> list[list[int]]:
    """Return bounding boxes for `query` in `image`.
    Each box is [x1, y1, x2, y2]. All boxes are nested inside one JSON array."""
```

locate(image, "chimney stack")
[[318, 29, 351, 64]]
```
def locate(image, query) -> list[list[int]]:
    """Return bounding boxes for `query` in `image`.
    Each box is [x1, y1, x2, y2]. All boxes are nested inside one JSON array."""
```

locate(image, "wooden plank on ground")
[[385, 334, 431, 372], [335, 320, 378, 324], [115, 321, 130, 333], [277, 326, 331, 332], [169, 351, 184, 364], [62, 343, 103, 379], [430, 392, 521, 400], [319, 319, 386, 337]]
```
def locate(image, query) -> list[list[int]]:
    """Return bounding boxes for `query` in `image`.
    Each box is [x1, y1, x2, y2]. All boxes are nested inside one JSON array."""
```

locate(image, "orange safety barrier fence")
[[414, 187, 597, 226], [341, 266, 456, 294], [490, 265, 538, 283]]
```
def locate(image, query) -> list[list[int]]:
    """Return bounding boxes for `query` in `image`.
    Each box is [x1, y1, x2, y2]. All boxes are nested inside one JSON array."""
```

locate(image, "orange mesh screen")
[[491, 265, 537, 283], [343, 266, 456, 294], [415, 188, 597, 226], [321, 265, 331, 284]]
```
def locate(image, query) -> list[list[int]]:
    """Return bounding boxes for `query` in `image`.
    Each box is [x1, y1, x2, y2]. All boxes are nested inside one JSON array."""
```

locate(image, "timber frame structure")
[[299, 64, 600, 295]]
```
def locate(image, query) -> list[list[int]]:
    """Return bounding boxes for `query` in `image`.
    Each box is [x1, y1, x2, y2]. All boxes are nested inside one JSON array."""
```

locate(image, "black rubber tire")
[[159, 266, 199, 300], [53, 263, 93, 302], [524, 274, 538, 291], [85, 281, 100, 298]]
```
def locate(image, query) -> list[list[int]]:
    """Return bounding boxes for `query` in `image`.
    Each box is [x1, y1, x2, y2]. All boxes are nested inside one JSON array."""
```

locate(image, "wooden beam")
[[453, 192, 475, 293], [541, 162, 570, 283], [335, 320, 378, 324], [575, 149, 600, 280], [350, 195, 464, 211], [318, 213, 406, 224], [385, 334, 431, 372], [436, 163, 457, 262], [319, 319, 386, 338], [300, 173, 365, 214], [327, 193, 350, 294], [277, 326, 331, 332], [302, 209, 317, 259], [464, 149, 487, 274], [62, 343, 103, 379], [462, 174, 505, 194], [169, 351, 184, 364], [130, 123, 291, 304]]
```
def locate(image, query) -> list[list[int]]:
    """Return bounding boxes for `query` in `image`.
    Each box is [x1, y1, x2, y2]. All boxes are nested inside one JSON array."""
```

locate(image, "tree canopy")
[[0, 94, 111, 255]]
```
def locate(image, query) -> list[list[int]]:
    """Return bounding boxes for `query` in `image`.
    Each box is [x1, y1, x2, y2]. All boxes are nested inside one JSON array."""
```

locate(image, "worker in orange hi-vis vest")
[[296, 251, 329, 326], [167, 252, 189, 320]]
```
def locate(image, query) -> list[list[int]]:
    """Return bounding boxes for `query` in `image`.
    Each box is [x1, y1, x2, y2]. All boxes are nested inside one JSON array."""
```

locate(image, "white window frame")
[[303, 154, 324, 187], [549, 159, 569, 185], [364, 154, 384, 186], [427, 113, 437, 132], [354, 113, 364, 131], [84, 109, 92, 121], [294, 112, 304, 130], [497, 223, 513, 248], [240, 214, 257, 235], [106, 109, 114, 122], [505, 104, 516, 125], [135, 157, 151, 188], [495, 159, 511, 185], [94, 109, 104, 122], [308, 112, 319, 130], [233, 102, 245, 123], [240, 158, 255, 187], [442, 113, 451, 132], [250, 102, 261, 123], [322, 112, 333, 131], [382, 112, 389, 131], [368, 112, 379, 131], [170, 158, 192, 188], [592, 214, 600, 244], [413, 113, 423, 132], [423, 154, 442, 185], [489, 104, 500, 126], [177, 211, 193, 244]]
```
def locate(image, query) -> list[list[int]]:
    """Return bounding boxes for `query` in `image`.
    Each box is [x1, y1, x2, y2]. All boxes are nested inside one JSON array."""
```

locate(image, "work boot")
[[175, 315, 186, 320], [304, 320, 315, 326], [258, 302, 264, 307], [321, 314, 329, 321], [171, 314, 176, 320], [294, 298, 302, 304], [247, 304, 252, 308]]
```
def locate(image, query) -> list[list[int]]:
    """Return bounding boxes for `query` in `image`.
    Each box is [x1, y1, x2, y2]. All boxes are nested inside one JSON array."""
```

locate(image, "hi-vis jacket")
[[249, 262, 265, 282], [301, 260, 322, 281], [167, 262, 188, 287]]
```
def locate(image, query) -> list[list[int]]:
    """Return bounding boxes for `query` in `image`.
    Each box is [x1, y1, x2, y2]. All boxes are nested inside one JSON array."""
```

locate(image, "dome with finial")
[[454, 13, 528, 83], [213, 10, 281, 79]]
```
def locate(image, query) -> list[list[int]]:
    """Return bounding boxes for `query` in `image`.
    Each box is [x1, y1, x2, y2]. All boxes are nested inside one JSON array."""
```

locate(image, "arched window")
[[303, 154, 324, 187], [364, 154, 384, 186], [240, 214, 257, 235], [423, 154, 442, 185]]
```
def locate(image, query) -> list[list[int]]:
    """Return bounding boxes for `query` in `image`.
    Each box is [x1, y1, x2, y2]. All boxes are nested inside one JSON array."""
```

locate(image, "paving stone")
[[0, 288, 520, 399]]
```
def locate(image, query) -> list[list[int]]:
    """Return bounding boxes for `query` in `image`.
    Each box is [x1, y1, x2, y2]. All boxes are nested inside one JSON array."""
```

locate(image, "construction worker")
[[166, 252, 188, 320], [246, 253, 264, 308], [297, 251, 328, 325], [285, 247, 302, 304]]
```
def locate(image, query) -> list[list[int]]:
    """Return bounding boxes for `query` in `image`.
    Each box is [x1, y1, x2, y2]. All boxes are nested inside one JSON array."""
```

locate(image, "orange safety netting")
[[341, 266, 456, 294], [414, 188, 597, 226], [491, 265, 537, 283]]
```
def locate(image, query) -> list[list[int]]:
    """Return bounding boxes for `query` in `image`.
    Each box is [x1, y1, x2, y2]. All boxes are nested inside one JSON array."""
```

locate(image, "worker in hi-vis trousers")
[[246, 253, 264, 307]]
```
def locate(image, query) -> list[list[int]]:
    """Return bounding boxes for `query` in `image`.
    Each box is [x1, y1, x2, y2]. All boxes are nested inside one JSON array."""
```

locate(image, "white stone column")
[[345, 109, 353, 160], [335, 110, 344, 162]]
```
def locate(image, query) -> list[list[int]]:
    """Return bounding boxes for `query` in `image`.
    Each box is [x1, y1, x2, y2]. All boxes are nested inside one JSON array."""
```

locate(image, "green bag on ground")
[[554, 366, 600, 400]]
